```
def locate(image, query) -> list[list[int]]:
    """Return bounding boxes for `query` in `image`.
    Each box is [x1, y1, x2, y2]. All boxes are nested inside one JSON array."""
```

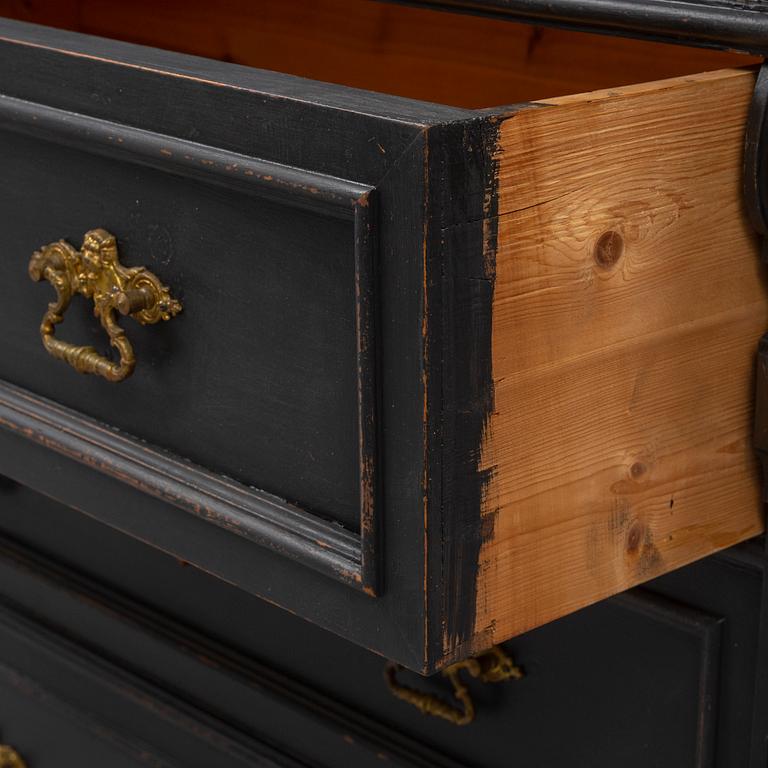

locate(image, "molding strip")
[[0, 381, 365, 589], [0, 94, 371, 216]]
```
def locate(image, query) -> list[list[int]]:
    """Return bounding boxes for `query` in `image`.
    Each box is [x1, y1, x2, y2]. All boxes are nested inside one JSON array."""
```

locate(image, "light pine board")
[[476, 68, 767, 646]]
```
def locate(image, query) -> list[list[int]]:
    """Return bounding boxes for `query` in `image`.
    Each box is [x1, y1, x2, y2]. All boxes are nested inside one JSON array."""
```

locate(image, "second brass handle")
[[0, 743, 27, 768], [28, 228, 182, 382], [385, 645, 523, 726]]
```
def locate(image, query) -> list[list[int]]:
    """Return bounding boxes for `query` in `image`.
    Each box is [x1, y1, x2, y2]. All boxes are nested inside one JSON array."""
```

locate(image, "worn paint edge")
[[422, 111, 509, 670], [0, 380, 367, 590]]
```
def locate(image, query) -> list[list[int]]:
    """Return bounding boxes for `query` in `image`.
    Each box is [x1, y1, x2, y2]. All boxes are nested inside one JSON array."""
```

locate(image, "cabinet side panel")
[[478, 68, 767, 643]]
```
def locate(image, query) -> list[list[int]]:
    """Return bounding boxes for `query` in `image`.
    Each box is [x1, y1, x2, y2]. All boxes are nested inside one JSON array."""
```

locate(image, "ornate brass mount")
[[28, 229, 182, 382], [0, 744, 27, 768], [384, 645, 523, 726]]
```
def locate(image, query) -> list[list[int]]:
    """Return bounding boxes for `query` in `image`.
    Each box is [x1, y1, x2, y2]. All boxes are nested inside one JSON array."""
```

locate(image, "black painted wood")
[[647, 541, 768, 767], [0, 87, 383, 592], [389, 0, 768, 54], [744, 62, 768, 257], [1, 130, 362, 529], [424, 114, 510, 663], [0, 87, 380, 537], [0, 518, 468, 768], [0, 607, 304, 767], [0, 485, 761, 768], [0, 1, 761, 689], [0, 17, 493, 671]]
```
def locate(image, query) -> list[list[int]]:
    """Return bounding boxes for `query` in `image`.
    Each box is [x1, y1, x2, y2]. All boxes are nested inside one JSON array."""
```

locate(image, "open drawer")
[[0, 0, 764, 674]]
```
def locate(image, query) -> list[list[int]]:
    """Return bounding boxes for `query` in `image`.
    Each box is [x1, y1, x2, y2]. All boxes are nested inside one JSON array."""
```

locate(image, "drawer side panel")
[[479, 68, 767, 642]]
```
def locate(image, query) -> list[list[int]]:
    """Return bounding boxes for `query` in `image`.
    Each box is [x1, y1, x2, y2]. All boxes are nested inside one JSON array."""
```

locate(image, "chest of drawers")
[[0, 1, 766, 765]]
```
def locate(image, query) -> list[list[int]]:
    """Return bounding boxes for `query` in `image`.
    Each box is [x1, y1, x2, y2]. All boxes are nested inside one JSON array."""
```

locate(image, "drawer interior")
[[0, 0, 759, 108]]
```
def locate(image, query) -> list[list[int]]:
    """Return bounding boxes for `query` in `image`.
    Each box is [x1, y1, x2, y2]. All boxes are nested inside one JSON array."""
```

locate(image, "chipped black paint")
[[424, 112, 509, 667]]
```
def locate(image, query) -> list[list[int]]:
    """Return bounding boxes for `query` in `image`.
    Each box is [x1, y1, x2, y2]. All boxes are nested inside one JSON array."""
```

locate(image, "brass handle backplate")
[[385, 645, 523, 726], [28, 229, 182, 382], [0, 744, 27, 768]]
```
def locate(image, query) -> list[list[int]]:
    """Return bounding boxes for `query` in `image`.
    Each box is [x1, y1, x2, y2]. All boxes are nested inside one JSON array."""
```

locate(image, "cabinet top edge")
[[389, 0, 768, 56]]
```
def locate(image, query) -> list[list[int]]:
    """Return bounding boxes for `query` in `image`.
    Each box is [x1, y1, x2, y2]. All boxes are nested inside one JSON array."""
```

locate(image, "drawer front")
[[0, 119, 375, 579], [0, 658, 287, 768], [4, 118, 369, 535], [0, 25, 401, 590], [0, 18, 476, 672]]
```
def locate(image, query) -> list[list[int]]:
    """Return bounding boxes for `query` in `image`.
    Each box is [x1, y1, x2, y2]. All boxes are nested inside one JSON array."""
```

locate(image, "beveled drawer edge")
[[0, 380, 367, 590], [0, 93, 381, 594], [0, 94, 373, 216]]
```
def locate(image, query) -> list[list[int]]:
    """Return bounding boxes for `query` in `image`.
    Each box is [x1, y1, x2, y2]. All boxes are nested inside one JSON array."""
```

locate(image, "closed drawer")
[[1, 488, 766, 768], [0, 2, 764, 674], [0, 585, 297, 766]]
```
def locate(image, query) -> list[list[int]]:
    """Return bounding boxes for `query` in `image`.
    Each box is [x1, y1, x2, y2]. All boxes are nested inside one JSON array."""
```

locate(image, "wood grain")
[[0, 0, 758, 108], [478, 68, 768, 643]]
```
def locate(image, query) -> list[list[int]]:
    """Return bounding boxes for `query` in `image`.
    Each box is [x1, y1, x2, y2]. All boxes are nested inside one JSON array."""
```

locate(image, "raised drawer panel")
[[0, 126, 364, 531], [647, 540, 768, 767]]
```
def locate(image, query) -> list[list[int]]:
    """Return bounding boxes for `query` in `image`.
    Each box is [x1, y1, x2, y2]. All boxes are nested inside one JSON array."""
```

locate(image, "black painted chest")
[[0, 2, 766, 766]]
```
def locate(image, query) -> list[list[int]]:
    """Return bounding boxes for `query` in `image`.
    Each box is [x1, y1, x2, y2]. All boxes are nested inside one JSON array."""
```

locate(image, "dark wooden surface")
[[750, 535, 768, 766], [0, 481, 765, 767], [0, 17, 482, 671], [390, 0, 768, 54], [424, 115, 509, 660], [1, 130, 363, 530]]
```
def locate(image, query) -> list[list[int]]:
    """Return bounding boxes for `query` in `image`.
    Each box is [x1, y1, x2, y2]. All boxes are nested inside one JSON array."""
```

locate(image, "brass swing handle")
[[28, 229, 182, 383], [0, 744, 27, 768], [384, 645, 523, 726]]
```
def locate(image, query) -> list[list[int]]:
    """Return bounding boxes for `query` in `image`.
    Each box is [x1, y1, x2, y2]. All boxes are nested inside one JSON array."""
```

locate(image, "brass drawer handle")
[[0, 744, 27, 768], [28, 229, 182, 382], [385, 645, 523, 726]]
